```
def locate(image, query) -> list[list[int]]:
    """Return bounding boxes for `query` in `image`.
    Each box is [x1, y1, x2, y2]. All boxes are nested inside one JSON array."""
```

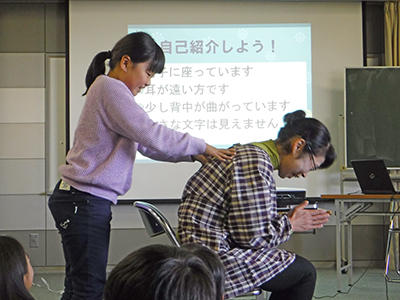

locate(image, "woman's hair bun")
[[283, 110, 306, 126]]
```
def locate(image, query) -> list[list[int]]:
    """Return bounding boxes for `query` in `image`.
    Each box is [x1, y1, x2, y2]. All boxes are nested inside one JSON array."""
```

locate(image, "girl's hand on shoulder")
[[202, 144, 236, 163]]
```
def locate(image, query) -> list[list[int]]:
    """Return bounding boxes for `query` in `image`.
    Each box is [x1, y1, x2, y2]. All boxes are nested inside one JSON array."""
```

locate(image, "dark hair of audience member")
[[104, 244, 177, 300], [0, 236, 35, 300], [153, 254, 216, 300], [182, 243, 225, 300], [104, 244, 220, 300]]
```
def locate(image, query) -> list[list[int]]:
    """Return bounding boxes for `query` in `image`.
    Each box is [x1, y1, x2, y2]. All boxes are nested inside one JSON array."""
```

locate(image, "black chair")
[[133, 200, 265, 300], [133, 201, 180, 247]]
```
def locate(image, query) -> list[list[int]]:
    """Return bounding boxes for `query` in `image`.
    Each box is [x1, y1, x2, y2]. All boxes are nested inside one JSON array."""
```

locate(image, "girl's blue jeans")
[[49, 181, 112, 300]]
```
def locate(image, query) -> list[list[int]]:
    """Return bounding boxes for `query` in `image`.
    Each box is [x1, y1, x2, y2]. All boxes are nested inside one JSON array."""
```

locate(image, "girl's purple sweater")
[[60, 75, 205, 203]]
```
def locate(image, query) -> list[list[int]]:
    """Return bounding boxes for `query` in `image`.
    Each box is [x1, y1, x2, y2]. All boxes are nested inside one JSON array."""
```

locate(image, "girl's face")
[[120, 55, 155, 96], [24, 255, 34, 290], [278, 138, 325, 178]]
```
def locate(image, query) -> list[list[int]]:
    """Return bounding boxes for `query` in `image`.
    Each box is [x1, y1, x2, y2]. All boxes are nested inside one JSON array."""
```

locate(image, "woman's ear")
[[291, 137, 306, 156]]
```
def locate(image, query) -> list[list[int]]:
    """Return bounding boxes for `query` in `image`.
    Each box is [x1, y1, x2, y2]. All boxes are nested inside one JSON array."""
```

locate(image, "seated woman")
[[104, 243, 225, 300], [178, 110, 336, 300], [0, 236, 35, 300]]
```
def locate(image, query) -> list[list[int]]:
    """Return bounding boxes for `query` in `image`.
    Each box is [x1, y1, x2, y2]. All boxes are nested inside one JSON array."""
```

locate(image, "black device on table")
[[351, 159, 399, 194], [276, 190, 319, 212]]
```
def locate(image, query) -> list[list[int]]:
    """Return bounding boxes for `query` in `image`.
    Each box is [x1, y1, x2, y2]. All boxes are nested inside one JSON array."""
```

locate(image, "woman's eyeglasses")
[[306, 144, 317, 171]]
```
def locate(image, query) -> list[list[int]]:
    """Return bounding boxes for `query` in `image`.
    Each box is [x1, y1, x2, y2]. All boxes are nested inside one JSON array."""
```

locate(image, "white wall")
[[0, 3, 66, 266]]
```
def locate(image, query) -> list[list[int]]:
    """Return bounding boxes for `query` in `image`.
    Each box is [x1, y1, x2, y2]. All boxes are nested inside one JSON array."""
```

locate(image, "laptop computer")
[[351, 159, 398, 194]]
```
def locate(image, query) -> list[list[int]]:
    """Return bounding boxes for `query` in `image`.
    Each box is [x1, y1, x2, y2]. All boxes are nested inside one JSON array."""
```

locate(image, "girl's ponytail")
[[82, 50, 112, 96]]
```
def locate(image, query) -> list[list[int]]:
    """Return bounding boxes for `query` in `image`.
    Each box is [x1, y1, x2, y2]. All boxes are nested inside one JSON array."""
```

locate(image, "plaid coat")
[[178, 144, 295, 299]]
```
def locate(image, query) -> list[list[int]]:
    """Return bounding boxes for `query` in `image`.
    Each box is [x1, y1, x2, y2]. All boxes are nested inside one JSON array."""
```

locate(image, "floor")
[[30, 267, 400, 300]]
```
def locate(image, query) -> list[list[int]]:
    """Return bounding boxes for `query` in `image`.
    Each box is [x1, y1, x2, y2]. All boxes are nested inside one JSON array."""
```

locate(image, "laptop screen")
[[351, 159, 397, 194]]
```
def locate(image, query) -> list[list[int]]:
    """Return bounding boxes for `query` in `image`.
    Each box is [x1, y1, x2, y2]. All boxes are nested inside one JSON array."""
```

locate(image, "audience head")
[[153, 254, 216, 300], [0, 236, 35, 300], [104, 244, 177, 300], [182, 243, 225, 300], [104, 243, 222, 300], [276, 110, 336, 178]]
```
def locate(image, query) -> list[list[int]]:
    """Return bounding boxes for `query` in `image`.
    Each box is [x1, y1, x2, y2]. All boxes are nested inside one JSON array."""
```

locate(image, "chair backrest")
[[133, 201, 181, 247]]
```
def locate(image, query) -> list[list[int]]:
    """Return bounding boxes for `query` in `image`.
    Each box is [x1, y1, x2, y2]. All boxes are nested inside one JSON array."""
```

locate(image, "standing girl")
[[49, 32, 234, 300]]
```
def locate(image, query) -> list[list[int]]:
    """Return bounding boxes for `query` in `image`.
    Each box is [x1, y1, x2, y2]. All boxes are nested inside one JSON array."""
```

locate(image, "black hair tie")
[[107, 50, 112, 59]]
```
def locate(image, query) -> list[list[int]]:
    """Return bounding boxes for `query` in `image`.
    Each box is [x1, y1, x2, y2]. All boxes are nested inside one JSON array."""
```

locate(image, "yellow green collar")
[[250, 140, 280, 169]]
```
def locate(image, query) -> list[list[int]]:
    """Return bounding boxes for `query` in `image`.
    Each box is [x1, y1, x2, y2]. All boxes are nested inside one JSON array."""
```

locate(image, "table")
[[321, 194, 400, 292]]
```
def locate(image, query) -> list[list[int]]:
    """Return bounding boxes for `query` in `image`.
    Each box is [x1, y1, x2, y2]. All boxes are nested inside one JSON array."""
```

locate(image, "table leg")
[[336, 199, 342, 292], [347, 219, 353, 286]]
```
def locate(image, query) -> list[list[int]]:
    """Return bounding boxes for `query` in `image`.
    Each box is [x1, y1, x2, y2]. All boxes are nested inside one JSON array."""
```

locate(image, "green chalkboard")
[[346, 67, 400, 168]]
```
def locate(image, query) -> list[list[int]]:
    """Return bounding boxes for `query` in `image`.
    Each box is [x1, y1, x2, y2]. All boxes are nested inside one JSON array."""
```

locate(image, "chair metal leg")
[[255, 291, 266, 300], [385, 229, 393, 279], [385, 221, 400, 282], [394, 227, 400, 275], [234, 288, 266, 299]]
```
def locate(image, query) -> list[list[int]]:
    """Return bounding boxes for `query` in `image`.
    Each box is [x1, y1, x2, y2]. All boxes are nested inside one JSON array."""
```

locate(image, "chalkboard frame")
[[345, 67, 400, 168]]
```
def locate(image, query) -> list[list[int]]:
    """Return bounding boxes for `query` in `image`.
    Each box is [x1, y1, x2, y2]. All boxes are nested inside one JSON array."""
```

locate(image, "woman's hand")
[[288, 201, 330, 232], [192, 144, 235, 164]]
